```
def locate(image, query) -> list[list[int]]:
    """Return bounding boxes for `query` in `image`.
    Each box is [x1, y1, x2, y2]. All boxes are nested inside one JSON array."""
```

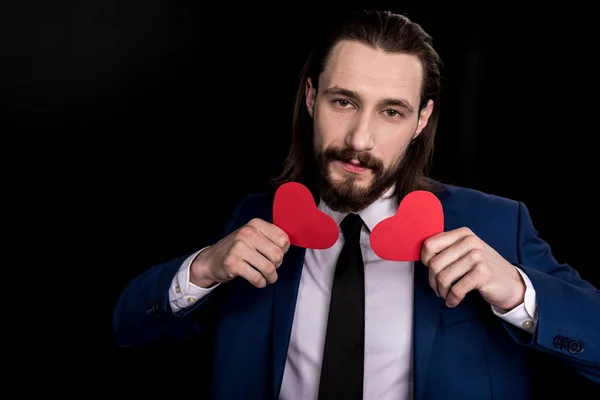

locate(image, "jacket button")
[[569, 340, 584, 354], [553, 335, 563, 348]]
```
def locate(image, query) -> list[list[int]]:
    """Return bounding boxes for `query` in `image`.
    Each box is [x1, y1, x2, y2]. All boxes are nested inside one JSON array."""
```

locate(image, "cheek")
[[376, 127, 413, 165], [314, 105, 351, 145]]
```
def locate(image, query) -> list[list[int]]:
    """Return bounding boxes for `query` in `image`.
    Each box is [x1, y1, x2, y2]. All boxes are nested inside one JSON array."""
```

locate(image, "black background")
[[2, 0, 598, 395]]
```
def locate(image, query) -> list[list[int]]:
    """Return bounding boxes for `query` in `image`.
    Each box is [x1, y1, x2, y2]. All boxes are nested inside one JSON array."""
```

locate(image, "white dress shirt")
[[168, 187, 538, 400]]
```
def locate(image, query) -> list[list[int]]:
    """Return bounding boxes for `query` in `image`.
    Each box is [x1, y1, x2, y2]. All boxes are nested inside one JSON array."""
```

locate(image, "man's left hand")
[[421, 227, 526, 310]]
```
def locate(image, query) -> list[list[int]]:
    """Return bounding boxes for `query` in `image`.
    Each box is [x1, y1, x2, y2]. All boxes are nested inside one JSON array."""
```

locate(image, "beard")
[[314, 142, 402, 213]]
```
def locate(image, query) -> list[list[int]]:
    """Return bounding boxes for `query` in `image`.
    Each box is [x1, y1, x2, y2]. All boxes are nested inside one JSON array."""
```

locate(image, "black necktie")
[[318, 213, 365, 400]]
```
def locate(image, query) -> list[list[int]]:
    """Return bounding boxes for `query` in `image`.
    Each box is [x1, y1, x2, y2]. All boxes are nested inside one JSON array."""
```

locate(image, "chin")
[[327, 174, 373, 193]]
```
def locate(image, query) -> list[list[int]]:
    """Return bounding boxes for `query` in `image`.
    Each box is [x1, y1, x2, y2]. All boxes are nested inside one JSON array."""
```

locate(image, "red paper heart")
[[273, 182, 338, 249], [370, 190, 444, 261]]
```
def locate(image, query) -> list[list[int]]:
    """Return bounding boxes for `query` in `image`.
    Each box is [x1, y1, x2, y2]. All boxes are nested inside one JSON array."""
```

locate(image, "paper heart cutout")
[[273, 182, 338, 249], [370, 190, 444, 261]]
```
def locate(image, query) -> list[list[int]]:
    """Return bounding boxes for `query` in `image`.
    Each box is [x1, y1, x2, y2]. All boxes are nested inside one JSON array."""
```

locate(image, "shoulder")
[[428, 179, 527, 228], [224, 190, 276, 231], [440, 182, 521, 210], [432, 180, 531, 239]]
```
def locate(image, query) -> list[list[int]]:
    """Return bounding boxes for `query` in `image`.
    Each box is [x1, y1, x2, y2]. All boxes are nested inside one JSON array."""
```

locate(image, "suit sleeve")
[[504, 201, 600, 384], [111, 197, 249, 348]]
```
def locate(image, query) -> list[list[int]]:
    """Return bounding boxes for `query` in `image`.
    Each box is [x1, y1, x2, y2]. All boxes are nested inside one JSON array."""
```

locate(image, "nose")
[[345, 111, 374, 152]]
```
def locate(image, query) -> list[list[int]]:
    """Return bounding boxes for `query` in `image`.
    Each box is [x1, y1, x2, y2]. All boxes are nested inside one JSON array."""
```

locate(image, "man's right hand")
[[190, 218, 291, 289]]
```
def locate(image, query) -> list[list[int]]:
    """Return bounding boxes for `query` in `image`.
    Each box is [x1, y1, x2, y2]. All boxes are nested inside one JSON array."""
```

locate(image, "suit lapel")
[[272, 245, 306, 399], [413, 260, 445, 400], [243, 191, 306, 399], [413, 192, 462, 400]]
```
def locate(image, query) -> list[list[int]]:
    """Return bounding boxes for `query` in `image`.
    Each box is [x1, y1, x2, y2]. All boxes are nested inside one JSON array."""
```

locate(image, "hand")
[[191, 218, 290, 289], [421, 227, 526, 310]]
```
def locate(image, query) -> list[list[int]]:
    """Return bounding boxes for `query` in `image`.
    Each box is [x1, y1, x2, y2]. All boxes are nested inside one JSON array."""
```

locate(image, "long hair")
[[270, 9, 444, 203]]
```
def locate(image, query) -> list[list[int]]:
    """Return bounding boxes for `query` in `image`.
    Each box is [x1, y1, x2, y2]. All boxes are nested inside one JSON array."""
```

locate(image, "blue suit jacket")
[[113, 183, 600, 399]]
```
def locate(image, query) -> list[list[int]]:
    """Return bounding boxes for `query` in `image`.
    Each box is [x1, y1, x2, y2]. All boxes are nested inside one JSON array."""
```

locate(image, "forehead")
[[320, 40, 423, 106]]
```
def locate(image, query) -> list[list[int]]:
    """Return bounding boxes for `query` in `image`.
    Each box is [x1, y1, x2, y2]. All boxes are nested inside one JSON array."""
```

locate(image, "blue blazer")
[[113, 183, 600, 399]]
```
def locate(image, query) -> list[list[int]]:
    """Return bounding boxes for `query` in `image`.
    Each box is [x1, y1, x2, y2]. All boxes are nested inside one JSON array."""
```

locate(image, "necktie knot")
[[340, 213, 363, 244]]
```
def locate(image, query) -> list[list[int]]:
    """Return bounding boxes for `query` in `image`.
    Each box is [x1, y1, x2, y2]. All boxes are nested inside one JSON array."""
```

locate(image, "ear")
[[305, 77, 316, 117], [413, 99, 434, 139]]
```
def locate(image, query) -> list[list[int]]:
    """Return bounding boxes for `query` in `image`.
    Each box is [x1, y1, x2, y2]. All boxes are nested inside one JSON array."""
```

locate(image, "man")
[[112, 9, 600, 399]]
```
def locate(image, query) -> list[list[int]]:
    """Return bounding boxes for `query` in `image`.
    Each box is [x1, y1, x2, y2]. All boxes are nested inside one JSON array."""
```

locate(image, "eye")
[[385, 109, 403, 118], [335, 99, 351, 108]]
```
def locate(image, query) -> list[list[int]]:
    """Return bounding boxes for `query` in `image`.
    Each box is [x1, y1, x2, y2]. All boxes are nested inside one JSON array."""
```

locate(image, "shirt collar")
[[317, 185, 398, 233]]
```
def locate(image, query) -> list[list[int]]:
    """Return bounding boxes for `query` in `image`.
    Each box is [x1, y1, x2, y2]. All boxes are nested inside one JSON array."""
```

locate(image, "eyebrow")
[[322, 86, 415, 114]]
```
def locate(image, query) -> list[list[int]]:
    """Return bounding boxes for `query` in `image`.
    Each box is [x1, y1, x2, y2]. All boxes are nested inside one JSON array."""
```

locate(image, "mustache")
[[323, 147, 383, 171]]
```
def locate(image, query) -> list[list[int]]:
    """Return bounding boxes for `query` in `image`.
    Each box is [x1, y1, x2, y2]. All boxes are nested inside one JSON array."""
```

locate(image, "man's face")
[[305, 40, 434, 212]]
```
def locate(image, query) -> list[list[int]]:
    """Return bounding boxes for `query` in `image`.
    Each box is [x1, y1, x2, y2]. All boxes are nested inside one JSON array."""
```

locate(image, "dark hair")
[[270, 9, 443, 202]]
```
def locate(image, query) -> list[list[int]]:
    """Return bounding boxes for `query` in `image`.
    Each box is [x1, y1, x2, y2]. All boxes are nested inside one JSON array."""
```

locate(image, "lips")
[[341, 161, 369, 174]]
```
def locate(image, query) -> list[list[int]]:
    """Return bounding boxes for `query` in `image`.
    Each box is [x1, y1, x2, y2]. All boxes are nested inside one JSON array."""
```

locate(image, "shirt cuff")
[[491, 266, 538, 334], [168, 247, 221, 312]]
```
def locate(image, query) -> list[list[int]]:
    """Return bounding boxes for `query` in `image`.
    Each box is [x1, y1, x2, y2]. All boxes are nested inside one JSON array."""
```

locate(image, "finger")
[[242, 247, 279, 284], [445, 261, 485, 307], [435, 253, 476, 300], [250, 230, 287, 270], [236, 224, 286, 268], [236, 260, 268, 288], [427, 234, 482, 296], [249, 218, 291, 252], [421, 227, 474, 266], [230, 238, 279, 284]]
